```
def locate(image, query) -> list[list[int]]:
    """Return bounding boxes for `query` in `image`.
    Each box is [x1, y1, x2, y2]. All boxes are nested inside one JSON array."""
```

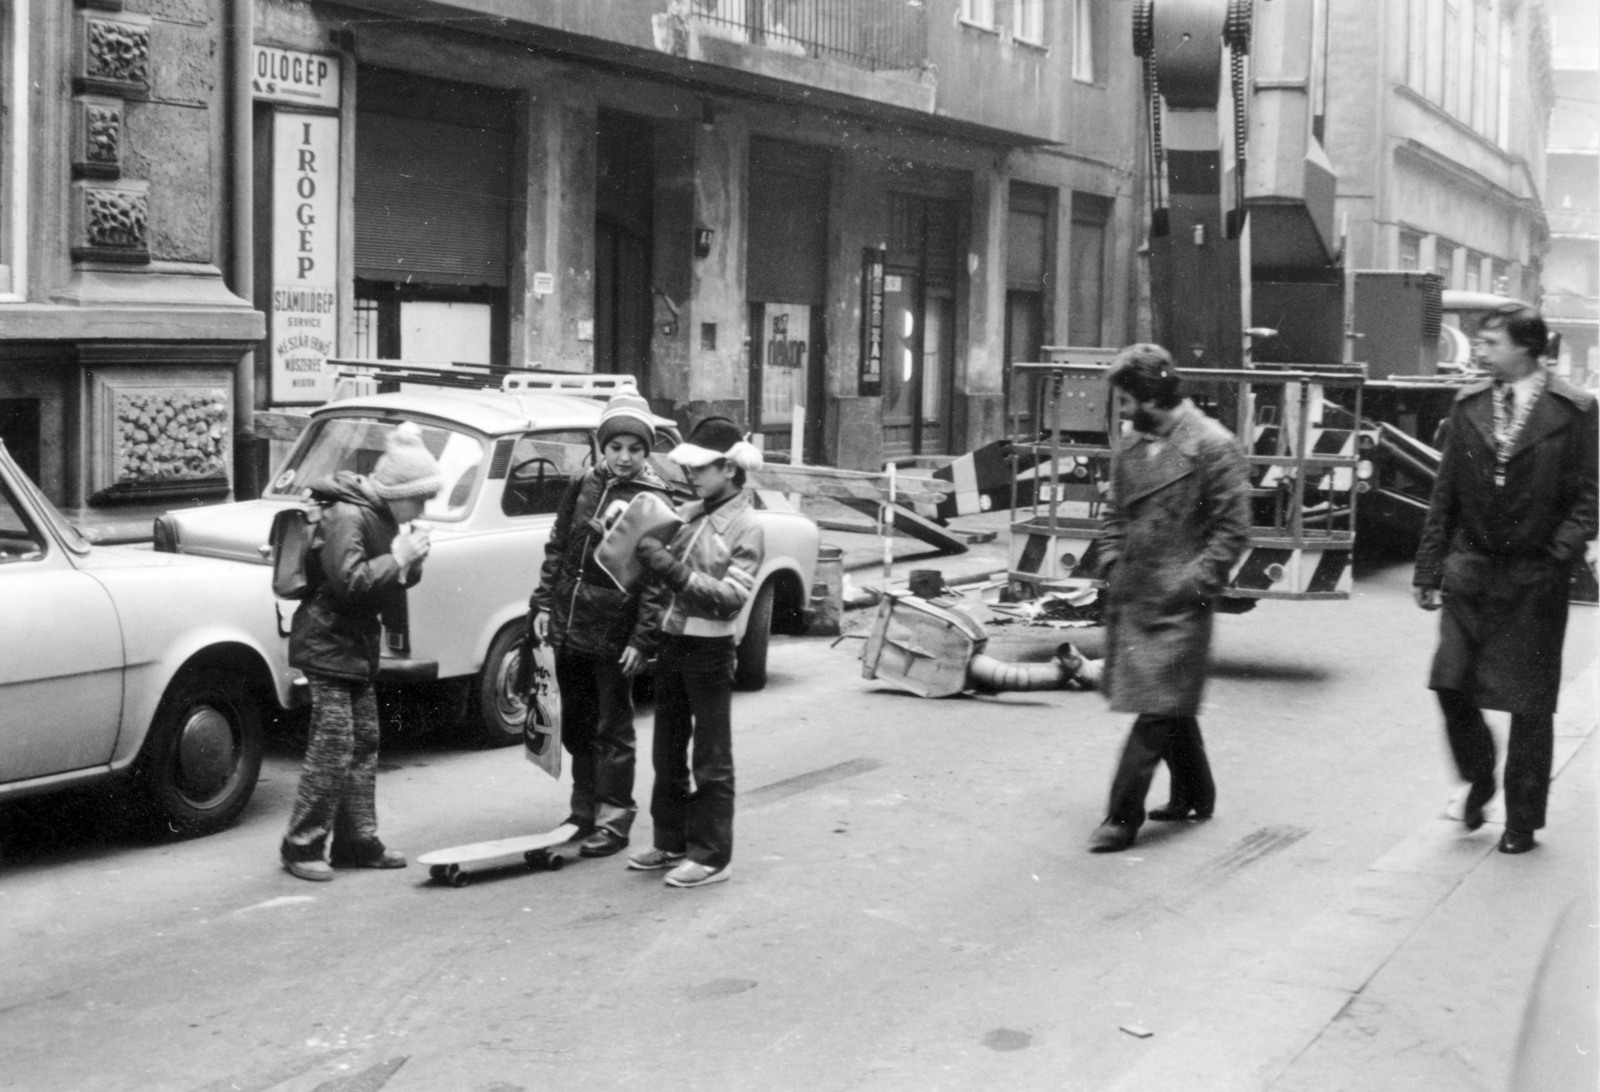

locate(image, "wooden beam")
[[837, 497, 969, 555], [748, 464, 953, 506]]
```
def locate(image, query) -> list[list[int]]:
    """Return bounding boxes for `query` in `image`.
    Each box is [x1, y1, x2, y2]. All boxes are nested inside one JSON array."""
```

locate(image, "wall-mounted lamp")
[[694, 227, 714, 259], [701, 101, 716, 131]]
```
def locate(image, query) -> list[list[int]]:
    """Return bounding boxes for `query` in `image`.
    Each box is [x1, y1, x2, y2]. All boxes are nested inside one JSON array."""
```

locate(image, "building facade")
[[0, 0, 1147, 513], [1543, 0, 1597, 385], [1324, 0, 1553, 313]]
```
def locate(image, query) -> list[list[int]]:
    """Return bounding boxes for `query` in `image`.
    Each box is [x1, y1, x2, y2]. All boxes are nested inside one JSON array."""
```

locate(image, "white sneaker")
[[664, 860, 730, 888]]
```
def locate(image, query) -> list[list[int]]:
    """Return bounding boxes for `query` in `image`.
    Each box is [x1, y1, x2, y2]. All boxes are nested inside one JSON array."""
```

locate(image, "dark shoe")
[[1462, 780, 1496, 832], [579, 828, 629, 858], [1499, 828, 1537, 854], [1088, 821, 1137, 854], [627, 847, 687, 871], [283, 858, 334, 882], [1148, 802, 1214, 822], [330, 843, 407, 869]]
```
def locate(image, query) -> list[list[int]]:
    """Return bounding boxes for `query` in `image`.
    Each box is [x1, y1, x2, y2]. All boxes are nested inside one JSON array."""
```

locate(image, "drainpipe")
[[230, 0, 258, 499]]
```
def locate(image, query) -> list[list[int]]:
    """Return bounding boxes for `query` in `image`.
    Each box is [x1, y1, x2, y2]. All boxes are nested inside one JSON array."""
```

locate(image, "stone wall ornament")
[[73, 97, 123, 179], [75, 12, 152, 96], [71, 181, 151, 263]]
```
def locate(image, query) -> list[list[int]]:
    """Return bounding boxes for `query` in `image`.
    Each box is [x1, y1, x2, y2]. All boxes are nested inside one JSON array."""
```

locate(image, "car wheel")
[[473, 624, 531, 749], [136, 667, 263, 836], [733, 581, 774, 692]]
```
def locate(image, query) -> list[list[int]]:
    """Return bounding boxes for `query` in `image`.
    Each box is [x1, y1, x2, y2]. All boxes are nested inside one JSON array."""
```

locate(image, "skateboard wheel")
[[546, 853, 566, 871], [446, 867, 469, 888], [428, 865, 447, 881], [523, 850, 545, 869]]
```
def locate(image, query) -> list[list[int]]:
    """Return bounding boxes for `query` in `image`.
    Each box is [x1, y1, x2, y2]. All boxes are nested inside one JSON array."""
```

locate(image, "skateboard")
[[418, 823, 588, 887]]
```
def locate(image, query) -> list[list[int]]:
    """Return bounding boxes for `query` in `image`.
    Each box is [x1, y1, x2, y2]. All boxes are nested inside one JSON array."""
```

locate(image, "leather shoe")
[[1462, 781, 1495, 832], [1148, 802, 1214, 822], [283, 858, 334, 882], [330, 843, 407, 869], [579, 828, 629, 858], [1088, 821, 1137, 854], [1499, 828, 1537, 855]]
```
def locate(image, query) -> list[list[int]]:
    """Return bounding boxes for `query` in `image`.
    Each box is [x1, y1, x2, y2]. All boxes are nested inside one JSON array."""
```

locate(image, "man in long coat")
[[1414, 306, 1597, 854], [1089, 345, 1251, 853]]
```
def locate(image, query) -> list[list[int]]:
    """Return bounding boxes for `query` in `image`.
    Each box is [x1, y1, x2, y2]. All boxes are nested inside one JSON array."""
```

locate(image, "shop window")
[[1013, 0, 1044, 45], [1398, 230, 1422, 271], [960, 0, 995, 30], [0, 0, 28, 300], [1490, 259, 1510, 295], [353, 281, 505, 367], [1464, 250, 1486, 293]]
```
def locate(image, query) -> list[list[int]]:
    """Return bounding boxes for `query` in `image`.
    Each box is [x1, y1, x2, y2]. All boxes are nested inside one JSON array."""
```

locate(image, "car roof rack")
[[324, 359, 639, 399]]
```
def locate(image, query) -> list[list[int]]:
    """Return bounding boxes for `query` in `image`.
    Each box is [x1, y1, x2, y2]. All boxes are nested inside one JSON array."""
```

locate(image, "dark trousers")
[[1437, 688, 1554, 832], [282, 674, 381, 861], [1107, 714, 1215, 828], [649, 635, 737, 869], [555, 649, 637, 837]]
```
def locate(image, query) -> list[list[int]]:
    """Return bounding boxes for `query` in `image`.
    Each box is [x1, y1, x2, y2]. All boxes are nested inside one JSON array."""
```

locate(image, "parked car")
[[154, 375, 820, 747], [0, 441, 295, 835]]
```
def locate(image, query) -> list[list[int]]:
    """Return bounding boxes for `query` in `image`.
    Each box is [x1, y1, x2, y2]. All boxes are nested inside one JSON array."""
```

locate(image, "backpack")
[[269, 503, 324, 600]]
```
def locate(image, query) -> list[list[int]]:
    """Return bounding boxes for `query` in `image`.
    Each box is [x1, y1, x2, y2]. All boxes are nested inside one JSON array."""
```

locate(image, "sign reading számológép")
[[253, 46, 341, 110]]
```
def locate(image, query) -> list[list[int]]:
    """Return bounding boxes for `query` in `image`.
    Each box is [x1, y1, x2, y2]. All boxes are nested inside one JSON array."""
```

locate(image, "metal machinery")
[[1004, 353, 1364, 610]]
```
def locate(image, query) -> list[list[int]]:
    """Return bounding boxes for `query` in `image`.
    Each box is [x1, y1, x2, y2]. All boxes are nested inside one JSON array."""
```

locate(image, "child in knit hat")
[[280, 422, 441, 881], [527, 391, 674, 857]]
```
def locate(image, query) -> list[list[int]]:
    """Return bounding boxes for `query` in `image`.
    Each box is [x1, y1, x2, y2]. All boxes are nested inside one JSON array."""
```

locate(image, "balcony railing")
[[689, 0, 928, 73]]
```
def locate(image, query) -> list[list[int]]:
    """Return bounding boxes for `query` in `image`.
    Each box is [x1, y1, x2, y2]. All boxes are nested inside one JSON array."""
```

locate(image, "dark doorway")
[[0, 399, 41, 484], [595, 111, 655, 390], [883, 193, 959, 458]]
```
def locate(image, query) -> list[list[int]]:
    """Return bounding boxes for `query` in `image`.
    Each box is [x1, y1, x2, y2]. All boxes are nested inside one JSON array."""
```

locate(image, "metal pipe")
[[229, 0, 256, 498], [965, 643, 1101, 694]]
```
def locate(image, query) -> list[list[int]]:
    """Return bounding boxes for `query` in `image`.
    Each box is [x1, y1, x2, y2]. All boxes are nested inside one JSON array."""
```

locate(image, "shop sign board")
[[270, 112, 340, 404], [253, 46, 341, 109], [859, 248, 885, 396]]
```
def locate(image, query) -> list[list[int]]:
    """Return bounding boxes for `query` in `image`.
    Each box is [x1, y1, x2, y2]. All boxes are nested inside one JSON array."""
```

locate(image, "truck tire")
[[136, 667, 264, 836], [473, 623, 531, 749], [733, 581, 774, 692]]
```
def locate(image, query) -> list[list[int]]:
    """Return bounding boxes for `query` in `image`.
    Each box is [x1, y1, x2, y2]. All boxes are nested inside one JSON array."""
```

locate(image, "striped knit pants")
[[281, 674, 381, 861]]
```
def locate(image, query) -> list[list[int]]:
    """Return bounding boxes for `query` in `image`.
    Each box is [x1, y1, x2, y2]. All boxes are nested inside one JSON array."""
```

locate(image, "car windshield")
[[267, 416, 486, 521], [6, 461, 92, 554]]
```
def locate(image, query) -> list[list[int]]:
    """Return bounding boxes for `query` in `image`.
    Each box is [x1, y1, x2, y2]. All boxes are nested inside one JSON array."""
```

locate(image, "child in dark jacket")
[[628, 417, 765, 888], [528, 393, 672, 857], [281, 423, 441, 882]]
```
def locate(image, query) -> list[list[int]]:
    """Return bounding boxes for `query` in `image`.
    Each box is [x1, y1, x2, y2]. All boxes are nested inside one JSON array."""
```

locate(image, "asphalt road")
[[1, 560, 1594, 1092]]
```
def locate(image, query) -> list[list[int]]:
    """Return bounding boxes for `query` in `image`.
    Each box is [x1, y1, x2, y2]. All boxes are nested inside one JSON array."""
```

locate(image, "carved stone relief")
[[83, 17, 151, 91], [74, 97, 123, 179]]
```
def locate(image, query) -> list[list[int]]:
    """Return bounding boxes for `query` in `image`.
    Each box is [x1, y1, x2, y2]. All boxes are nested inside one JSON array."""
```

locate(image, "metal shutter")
[[354, 111, 512, 287]]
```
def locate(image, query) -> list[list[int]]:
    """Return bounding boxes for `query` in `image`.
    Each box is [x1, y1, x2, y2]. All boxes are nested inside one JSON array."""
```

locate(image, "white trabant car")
[[0, 441, 295, 835], [153, 376, 820, 746]]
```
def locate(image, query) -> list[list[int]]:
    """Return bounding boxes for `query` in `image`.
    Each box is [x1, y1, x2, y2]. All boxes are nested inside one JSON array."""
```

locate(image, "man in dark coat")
[[1414, 306, 1597, 855], [1089, 345, 1251, 853], [281, 423, 441, 881]]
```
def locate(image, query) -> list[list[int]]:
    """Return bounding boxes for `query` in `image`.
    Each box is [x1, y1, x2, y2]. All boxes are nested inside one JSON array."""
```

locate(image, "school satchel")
[[268, 503, 324, 600]]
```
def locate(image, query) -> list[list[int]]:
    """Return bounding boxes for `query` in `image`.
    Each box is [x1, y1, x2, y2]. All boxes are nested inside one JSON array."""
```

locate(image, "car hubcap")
[[176, 705, 237, 801], [495, 648, 528, 726]]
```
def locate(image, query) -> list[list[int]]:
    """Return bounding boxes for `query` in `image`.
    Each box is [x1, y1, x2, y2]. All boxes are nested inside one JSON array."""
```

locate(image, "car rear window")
[[268, 416, 487, 521]]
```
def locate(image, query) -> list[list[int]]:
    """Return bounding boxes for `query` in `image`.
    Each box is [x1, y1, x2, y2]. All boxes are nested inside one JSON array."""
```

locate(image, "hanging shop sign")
[[859, 247, 886, 396], [252, 46, 341, 110], [270, 112, 340, 404]]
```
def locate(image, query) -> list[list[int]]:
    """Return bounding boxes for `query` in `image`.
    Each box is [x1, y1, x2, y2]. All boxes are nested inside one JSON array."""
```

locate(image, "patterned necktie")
[[1490, 372, 1545, 487]]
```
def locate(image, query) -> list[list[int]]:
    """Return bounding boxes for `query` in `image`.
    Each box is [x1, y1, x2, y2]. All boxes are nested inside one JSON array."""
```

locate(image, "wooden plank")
[[254, 410, 311, 443], [837, 497, 968, 555], [748, 464, 953, 506]]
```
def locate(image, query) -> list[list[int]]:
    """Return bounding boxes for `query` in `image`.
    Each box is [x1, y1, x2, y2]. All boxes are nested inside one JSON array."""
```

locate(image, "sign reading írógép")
[[253, 46, 340, 109], [271, 112, 340, 404]]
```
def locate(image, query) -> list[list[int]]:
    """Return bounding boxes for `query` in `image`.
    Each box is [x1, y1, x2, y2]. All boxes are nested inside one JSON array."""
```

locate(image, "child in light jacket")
[[628, 417, 765, 888]]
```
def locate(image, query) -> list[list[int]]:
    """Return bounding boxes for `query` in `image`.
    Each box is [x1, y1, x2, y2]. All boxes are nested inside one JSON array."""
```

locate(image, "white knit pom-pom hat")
[[371, 422, 445, 500], [668, 416, 763, 471]]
